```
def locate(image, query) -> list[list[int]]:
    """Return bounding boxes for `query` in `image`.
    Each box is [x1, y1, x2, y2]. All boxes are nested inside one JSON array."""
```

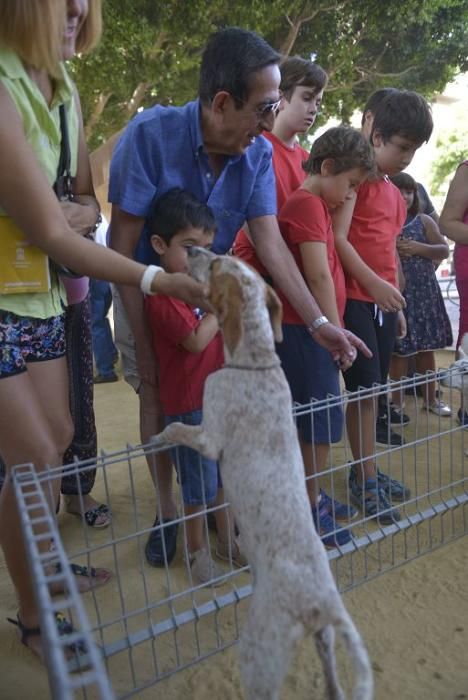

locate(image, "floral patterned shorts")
[[0, 310, 66, 379]]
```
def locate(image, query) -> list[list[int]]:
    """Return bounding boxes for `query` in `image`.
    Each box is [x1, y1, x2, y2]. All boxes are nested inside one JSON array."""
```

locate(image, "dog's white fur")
[[152, 249, 373, 700], [441, 333, 468, 454]]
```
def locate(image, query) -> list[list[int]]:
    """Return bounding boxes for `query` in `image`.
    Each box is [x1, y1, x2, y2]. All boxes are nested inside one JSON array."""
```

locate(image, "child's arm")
[[180, 313, 219, 353], [396, 215, 449, 260], [299, 241, 341, 327], [333, 197, 406, 311]]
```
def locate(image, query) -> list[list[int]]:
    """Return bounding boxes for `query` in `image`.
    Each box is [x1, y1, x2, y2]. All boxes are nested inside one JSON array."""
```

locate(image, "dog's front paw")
[[149, 431, 173, 448], [150, 423, 184, 448]]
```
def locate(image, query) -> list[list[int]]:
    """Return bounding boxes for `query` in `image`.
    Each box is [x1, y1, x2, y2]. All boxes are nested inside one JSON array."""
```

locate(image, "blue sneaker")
[[319, 489, 358, 522], [349, 471, 400, 525], [311, 502, 352, 548], [376, 469, 410, 501]]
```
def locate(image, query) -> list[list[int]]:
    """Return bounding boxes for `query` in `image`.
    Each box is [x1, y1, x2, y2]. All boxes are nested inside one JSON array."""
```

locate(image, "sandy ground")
[[1, 349, 468, 700]]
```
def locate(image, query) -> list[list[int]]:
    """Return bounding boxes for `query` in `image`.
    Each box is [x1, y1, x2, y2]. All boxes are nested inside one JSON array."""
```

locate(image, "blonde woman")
[[0, 0, 205, 661]]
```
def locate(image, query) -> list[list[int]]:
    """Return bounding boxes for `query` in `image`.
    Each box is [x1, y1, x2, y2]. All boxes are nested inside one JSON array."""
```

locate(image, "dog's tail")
[[336, 611, 374, 700]]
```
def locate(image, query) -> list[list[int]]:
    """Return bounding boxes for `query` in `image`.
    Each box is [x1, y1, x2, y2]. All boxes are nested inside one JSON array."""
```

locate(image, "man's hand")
[[313, 323, 372, 371], [153, 271, 209, 309], [368, 278, 406, 313]]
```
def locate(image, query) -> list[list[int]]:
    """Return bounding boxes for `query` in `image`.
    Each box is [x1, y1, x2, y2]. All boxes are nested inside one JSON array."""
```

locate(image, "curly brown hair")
[[303, 126, 375, 176]]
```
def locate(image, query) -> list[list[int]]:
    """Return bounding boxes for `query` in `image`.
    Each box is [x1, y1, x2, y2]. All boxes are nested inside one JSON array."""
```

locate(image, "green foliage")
[[71, 0, 468, 151], [431, 131, 467, 194]]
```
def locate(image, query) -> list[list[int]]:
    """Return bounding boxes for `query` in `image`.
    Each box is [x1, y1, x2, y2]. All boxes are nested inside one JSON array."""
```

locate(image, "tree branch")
[[280, 0, 354, 56], [84, 91, 112, 141]]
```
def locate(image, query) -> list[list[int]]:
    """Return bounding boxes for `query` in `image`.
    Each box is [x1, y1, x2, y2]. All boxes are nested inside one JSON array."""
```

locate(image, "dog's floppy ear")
[[209, 264, 244, 354], [265, 284, 283, 343]]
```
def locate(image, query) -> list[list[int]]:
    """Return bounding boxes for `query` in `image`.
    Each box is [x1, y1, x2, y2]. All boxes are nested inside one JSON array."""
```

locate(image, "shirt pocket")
[[209, 206, 246, 254]]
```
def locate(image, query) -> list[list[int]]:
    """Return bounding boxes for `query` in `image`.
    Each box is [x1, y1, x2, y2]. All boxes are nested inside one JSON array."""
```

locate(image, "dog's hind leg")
[[315, 625, 346, 700], [239, 596, 301, 700], [335, 612, 373, 700]]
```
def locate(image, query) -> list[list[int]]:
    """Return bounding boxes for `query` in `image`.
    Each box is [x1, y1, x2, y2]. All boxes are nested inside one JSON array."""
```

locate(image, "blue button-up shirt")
[[108, 99, 277, 263]]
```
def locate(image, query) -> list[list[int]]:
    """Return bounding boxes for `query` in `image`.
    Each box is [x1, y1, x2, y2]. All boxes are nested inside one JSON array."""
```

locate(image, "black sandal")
[[7, 614, 40, 648], [7, 612, 88, 659], [54, 561, 112, 591]]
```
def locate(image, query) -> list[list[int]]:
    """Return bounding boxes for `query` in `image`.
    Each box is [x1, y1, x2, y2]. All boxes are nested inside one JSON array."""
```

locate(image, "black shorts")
[[342, 299, 397, 392]]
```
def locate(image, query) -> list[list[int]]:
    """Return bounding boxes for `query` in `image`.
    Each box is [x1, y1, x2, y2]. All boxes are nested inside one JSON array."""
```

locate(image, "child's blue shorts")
[[165, 409, 221, 506], [276, 324, 343, 444]]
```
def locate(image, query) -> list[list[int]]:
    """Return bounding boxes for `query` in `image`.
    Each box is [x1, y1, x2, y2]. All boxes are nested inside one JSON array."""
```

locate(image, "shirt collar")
[[0, 48, 73, 108], [189, 97, 243, 166]]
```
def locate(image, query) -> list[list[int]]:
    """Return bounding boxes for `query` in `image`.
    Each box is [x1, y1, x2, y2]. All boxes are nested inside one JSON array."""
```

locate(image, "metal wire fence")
[[12, 369, 468, 700]]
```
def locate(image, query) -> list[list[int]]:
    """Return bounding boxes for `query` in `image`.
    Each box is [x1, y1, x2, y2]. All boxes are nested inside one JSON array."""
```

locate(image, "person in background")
[[417, 182, 439, 223], [440, 159, 468, 425], [333, 89, 433, 524], [90, 215, 119, 384], [389, 172, 452, 416], [233, 55, 327, 273]]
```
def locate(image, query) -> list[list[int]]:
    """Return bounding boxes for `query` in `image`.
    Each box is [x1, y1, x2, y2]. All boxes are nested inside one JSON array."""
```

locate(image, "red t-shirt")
[[278, 189, 346, 325], [345, 177, 406, 302], [233, 131, 308, 275], [145, 296, 224, 415]]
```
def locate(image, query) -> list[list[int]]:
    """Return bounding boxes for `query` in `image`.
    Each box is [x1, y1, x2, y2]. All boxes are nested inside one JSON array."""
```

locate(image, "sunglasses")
[[235, 96, 282, 121]]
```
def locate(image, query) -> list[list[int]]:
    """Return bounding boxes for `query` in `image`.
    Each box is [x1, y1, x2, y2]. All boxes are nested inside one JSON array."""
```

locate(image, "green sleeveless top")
[[0, 48, 79, 318]]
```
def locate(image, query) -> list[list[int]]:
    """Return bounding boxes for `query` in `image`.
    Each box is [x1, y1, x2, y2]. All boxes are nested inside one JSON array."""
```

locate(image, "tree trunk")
[[85, 92, 112, 141]]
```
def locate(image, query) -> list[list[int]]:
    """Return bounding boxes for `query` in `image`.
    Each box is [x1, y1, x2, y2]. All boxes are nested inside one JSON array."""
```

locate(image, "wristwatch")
[[308, 315, 329, 334]]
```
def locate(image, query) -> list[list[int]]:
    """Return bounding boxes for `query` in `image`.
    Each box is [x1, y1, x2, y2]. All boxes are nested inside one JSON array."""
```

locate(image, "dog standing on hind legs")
[[152, 247, 373, 700]]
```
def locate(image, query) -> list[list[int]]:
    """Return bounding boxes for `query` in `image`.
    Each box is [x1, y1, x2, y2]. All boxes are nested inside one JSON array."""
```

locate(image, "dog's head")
[[440, 333, 468, 393], [187, 247, 282, 356]]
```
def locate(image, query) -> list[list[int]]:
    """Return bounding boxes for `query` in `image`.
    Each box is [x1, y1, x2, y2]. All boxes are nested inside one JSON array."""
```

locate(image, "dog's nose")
[[187, 246, 199, 258]]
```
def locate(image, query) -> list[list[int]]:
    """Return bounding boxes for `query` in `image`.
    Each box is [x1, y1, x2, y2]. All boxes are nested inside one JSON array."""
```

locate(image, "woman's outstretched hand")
[[152, 271, 210, 310]]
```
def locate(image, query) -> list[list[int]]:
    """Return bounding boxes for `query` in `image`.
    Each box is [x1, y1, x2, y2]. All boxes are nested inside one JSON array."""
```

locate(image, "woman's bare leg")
[[0, 358, 73, 655]]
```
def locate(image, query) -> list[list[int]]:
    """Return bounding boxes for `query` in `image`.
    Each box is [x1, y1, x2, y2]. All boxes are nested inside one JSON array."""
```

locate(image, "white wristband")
[[140, 265, 164, 295]]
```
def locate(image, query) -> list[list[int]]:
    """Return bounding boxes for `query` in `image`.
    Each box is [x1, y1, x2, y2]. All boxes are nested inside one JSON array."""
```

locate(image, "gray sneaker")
[[349, 471, 401, 525], [188, 549, 225, 587]]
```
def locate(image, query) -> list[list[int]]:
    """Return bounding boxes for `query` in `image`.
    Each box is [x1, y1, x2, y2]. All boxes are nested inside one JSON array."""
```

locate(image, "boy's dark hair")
[[371, 90, 433, 146], [360, 87, 398, 126], [199, 27, 280, 107], [389, 172, 420, 216], [147, 189, 216, 243], [279, 56, 328, 101], [303, 126, 375, 176]]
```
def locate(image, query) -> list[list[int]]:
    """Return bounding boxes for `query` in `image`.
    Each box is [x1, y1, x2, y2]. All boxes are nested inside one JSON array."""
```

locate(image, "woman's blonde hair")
[[0, 0, 102, 78]]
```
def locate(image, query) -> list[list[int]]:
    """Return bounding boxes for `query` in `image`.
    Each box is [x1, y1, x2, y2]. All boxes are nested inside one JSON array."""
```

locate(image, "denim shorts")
[[165, 409, 221, 506], [0, 310, 66, 379], [276, 324, 343, 444]]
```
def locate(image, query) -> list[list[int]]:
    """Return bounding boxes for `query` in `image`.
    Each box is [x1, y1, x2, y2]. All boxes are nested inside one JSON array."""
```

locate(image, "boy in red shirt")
[[333, 90, 433, 523], [277, 126, 374, 547], [145, 189, 245, 586], [234, 55, 327, 274]]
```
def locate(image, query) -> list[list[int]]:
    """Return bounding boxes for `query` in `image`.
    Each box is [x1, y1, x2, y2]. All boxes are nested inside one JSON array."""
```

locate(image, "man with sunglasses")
[[109, 27, 369, 568]]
